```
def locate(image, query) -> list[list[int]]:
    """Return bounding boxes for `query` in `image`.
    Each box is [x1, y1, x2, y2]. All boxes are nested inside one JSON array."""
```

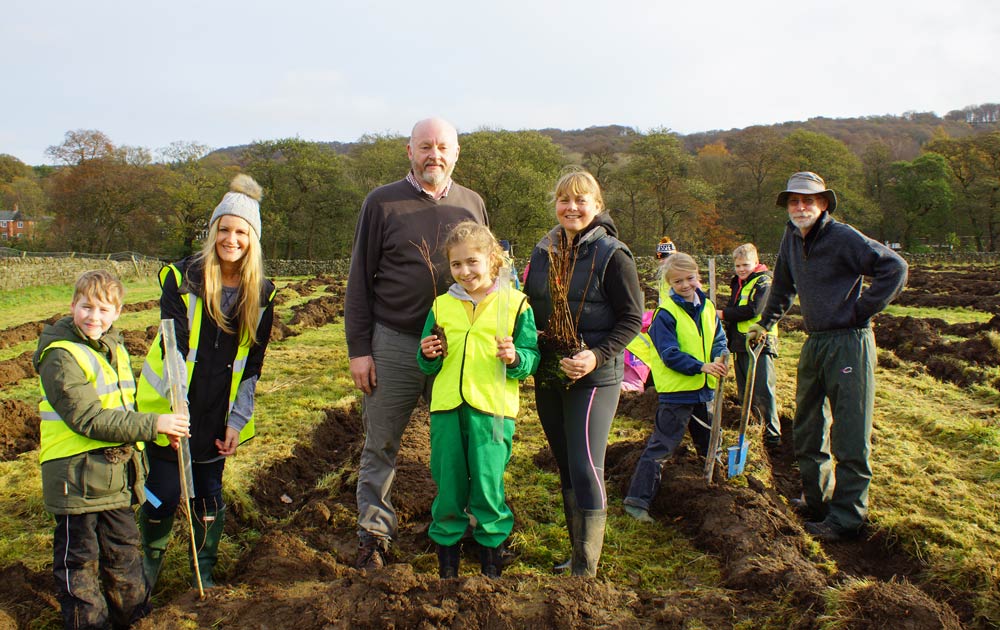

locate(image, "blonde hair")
[[553, 169, 605, 210], [732, 243, 759, 263], [658, 251, 700, 284], [193, 217, 266, 346], [443, 221, 504, 280], [73, 270, 124, 307]]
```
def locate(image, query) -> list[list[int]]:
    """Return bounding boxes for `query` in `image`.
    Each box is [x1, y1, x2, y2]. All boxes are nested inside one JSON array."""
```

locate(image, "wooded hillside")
[[2, 103, 999, 259]]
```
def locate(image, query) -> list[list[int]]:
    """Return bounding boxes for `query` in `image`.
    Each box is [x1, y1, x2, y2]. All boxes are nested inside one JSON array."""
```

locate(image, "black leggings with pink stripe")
[[535, 380, 621, 511]]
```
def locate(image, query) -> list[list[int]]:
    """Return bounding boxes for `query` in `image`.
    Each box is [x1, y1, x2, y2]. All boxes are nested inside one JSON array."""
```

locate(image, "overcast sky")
[[3, 0, 998, 166]]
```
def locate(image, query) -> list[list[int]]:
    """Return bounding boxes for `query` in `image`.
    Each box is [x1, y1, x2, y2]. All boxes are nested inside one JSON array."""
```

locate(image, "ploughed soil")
[[0, 267, 986, 628]]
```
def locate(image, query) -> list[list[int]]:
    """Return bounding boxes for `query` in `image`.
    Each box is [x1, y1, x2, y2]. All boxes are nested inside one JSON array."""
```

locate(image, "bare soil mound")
[[284, 275, 340, 297], [0, 399, 39, 460], [616, 387, 658, 421], [121, 299, 159, 314], [874, 314, 1000, 390], [121, 325, 157, 359], [0, 352, 34, 389], [829, 579, 963, 630], [896, 265, 1000, 314], [0, 320, 50, 350], [288, 295, 343, 329], [0, 562, 57, 629], [269, 318, 297, 342], [137, 564, 661, 630], [606, 442, 828, 607]]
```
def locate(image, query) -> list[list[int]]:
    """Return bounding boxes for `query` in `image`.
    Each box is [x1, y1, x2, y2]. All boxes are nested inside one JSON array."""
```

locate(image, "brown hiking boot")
[[356, 535, 388, 570]]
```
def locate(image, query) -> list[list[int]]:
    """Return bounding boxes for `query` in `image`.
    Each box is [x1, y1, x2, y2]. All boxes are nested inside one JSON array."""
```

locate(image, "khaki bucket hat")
[[775, 171, 837, 214]]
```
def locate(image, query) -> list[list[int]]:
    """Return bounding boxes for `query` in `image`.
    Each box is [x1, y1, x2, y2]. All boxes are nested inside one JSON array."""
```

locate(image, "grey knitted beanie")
[[210, 174, 263, 238]]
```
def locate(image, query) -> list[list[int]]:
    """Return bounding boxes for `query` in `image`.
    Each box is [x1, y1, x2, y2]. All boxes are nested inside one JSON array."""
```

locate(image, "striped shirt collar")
[[406, 170, 453, 200]]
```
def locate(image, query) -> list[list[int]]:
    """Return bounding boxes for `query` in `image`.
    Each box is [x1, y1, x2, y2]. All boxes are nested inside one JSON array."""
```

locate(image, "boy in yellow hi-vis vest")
[[718, 243, 780, 448], [623, 253, 728, 523], [34, 270, 188, 629], [418, 222, 539, 579]]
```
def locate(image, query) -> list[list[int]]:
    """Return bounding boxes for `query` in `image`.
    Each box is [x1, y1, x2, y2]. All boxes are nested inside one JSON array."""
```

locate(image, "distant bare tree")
[[45, 129, 116, 165]]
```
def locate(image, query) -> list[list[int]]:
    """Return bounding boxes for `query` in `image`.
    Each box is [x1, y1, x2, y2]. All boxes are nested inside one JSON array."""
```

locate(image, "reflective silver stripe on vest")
[[77, 348, 120, 398], [228, 306, 268, 387], [94, 382, 120, 396], [186, 293, 199, 362], [187, 293, 198, 330], [40, 411, 62, 421], [141, 362, 171, 399]]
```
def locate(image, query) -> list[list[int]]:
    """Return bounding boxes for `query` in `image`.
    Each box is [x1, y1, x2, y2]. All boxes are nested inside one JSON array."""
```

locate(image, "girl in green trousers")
[[418, 221, 539, 578]]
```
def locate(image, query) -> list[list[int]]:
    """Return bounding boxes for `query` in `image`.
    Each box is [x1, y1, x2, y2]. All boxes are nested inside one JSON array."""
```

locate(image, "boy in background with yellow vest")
[[623, 253, 727, 523], [718, 243, 781, 449], [33, 270, 189, 630], [418, 222, 539, 579]]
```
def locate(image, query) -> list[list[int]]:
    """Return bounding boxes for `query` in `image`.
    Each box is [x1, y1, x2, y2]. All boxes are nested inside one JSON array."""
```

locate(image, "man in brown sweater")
[[345, 117, 488, 569]]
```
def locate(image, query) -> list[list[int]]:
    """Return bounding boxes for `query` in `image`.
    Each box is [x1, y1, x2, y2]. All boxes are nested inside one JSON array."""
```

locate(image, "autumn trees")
[[8, 118, 1000, 258]]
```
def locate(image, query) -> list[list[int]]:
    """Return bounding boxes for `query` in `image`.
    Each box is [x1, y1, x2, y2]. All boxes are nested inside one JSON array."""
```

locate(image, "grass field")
[[1, 269, 999, 629]]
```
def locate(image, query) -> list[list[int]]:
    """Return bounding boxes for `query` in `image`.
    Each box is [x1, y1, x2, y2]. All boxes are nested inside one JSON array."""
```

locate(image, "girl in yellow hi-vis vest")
[[418, 221, 539, 579], [623, 253, 728, 523]]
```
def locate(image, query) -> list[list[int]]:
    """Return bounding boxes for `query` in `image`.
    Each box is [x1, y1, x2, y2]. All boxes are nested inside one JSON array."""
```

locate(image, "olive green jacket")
[[34, 317, 159, 515]]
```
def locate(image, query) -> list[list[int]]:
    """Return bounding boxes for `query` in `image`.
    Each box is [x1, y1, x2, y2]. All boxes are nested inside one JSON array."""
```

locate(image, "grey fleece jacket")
[[758, 213, 908, 333]]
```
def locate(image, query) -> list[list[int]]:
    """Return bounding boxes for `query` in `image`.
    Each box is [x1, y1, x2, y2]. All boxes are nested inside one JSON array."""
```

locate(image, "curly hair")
[[443, 221, 504, 280]]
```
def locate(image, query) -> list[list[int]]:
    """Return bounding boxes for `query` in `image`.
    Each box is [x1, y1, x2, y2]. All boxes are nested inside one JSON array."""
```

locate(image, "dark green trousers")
[[793, 327, 875, 531]]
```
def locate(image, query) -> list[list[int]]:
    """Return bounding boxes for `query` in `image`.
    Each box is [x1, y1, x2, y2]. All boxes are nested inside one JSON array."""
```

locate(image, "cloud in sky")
[[2, 0, 998, 165]]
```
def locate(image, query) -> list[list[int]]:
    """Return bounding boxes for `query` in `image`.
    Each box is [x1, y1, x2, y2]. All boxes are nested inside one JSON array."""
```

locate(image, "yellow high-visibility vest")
[[135, 264, 274, 447], [38, 340, 136, 463], [735, 275, 778, 337], [629, 297, 718, 394], [430, 290, 527, 418]]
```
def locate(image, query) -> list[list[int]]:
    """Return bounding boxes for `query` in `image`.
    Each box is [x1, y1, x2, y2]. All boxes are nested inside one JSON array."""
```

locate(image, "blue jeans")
[[142, 456, 226, 519], [624, 402, 710, 510], [735, 350, 780, 440]]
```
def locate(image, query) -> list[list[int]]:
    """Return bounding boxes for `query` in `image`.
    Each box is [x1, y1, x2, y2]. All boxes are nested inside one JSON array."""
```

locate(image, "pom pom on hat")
[[655, 237, 676, 259], [210, 174, 263, 238]]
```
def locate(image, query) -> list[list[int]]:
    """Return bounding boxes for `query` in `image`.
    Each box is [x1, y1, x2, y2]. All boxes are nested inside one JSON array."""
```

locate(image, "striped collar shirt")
[[406, 170, 453, 200]]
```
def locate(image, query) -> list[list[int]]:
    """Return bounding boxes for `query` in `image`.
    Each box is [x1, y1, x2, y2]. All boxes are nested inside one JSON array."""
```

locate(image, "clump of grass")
[[884, 304, 993, 325]]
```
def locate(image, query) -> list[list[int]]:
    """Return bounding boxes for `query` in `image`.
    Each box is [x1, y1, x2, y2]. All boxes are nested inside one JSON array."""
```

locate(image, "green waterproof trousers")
[[793, 327, 876, 532], [429, 405, 514, 549]]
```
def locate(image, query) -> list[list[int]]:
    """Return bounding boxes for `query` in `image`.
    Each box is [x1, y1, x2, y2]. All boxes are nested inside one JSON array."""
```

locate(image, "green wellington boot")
[[139, 510, 175, 590], [191, 504, 226, 589]]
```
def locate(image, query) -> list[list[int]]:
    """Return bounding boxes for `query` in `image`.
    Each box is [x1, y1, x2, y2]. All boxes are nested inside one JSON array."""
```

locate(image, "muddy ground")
[[0, 267, 990, 628]]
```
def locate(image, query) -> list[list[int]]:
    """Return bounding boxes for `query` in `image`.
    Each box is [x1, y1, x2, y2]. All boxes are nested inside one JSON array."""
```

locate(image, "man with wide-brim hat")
[[746, 170, 908, 542], [775, 171, 838, 238]]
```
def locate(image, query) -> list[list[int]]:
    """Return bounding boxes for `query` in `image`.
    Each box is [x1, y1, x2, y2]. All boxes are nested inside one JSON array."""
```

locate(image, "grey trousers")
[[794, 327, 876, 532], [734, 350, 780, 440], [356, 322, 433, 540]]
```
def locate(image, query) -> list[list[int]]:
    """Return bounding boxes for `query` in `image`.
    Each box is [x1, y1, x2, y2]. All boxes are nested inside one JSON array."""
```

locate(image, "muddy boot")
[[356, 534, 389, 570], [571, 509, 606, 578], [191, 503, 225, 589], [553, 489, 578, 573], [139, 509, 174, 590], [479, 544, 503, 579], [437, 544, 460, 579]]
